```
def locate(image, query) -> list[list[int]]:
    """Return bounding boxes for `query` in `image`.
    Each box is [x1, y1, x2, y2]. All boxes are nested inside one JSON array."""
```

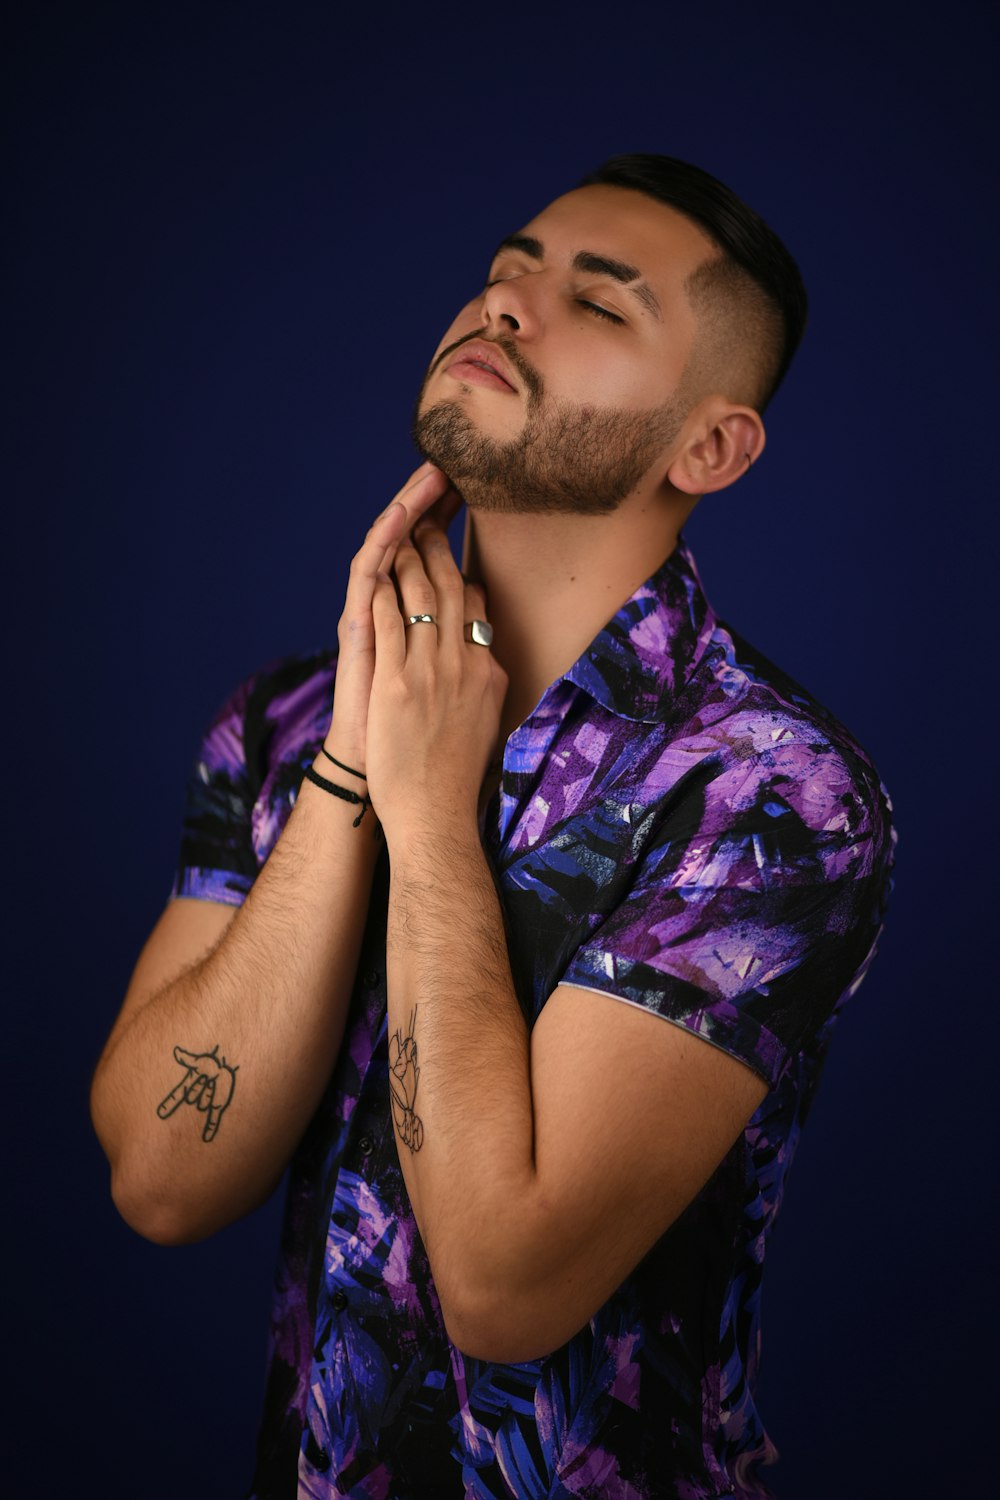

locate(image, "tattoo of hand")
[[156, 1044, 238, 1143], [389, 1008, 424, 1152]]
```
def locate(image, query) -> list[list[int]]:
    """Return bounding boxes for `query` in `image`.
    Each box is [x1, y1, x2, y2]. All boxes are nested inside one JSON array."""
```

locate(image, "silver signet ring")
[[464, 619, 493, 647]]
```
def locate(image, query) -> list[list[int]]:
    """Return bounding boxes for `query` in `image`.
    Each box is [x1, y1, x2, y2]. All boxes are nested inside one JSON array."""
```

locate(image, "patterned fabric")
[[172, 536, 896, 1499]]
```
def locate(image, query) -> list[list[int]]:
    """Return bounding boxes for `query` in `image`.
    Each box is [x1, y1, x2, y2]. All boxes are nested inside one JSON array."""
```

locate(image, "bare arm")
[[91, 463, 461, 1244], [368, 518, 768, 1362], [385, 826, 767, 1362], [91, 787, 383, 1244]]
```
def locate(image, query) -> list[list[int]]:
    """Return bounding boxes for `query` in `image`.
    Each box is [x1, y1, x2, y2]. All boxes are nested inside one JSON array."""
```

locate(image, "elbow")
[[106, 1152, 282, 1247], [91, 1089, 208, 1246], [430, 1196, 582, 1362], [109, 1166, 212, 1247], [436, 1261, 573, 1365], [442, 1290, 570, 1365]]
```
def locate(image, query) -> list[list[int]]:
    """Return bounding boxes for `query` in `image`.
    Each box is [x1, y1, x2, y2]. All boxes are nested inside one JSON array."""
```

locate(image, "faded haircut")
[[578, 154, 808, 414]]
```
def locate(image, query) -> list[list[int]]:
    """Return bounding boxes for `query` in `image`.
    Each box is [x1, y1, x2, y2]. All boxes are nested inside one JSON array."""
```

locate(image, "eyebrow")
[[490, 234, 662, 320]]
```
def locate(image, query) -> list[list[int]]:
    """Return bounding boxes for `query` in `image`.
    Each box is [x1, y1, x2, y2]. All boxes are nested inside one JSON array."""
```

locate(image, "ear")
[[666, 401, 766, 497]]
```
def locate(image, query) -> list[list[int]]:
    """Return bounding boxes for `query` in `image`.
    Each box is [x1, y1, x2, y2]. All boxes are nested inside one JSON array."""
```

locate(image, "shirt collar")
[[562, 534, 717, 723]]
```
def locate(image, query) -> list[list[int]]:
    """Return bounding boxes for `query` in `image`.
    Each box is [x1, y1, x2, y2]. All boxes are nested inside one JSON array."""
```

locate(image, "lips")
[[444, 339, 517, 392]]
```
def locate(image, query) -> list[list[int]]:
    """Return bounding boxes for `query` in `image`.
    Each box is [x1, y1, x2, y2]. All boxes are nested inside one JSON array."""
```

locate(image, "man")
[[91, 154, 895, 1497]]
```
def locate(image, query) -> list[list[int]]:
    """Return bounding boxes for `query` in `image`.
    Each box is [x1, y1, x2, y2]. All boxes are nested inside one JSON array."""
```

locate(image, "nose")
[[480, 276, 538, 338]]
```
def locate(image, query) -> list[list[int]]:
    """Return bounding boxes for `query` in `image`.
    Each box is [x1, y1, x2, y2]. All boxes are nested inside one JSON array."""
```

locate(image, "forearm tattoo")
[[156, 1044, 238, 1143], [389, 1007, 424, 1152]]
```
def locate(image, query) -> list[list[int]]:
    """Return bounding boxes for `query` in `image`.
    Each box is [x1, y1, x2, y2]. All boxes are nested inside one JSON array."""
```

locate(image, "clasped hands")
[[328, 461, 508, 840]]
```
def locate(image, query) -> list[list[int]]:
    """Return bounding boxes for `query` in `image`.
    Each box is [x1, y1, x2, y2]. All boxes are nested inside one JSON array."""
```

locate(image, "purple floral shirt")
[[173, 536, 895, 1498]]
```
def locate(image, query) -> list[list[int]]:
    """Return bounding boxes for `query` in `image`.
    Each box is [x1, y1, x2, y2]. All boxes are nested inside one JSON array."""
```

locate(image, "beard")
[[411, 336, 689, 517]]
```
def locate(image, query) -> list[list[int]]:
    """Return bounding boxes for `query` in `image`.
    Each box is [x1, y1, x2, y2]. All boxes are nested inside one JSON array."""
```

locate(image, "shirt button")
[[358, 1134, 373, 1155], [332, 1290, 348, 1312], [363, 970, 380, 988]]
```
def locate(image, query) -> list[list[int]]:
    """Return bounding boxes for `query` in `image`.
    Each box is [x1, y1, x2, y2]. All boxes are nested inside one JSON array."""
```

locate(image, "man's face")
[[412, 184, 715, 515]]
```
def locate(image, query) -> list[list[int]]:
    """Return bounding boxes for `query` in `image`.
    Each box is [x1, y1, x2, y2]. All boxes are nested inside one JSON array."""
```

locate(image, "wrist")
[[301, 764, 375, 828], [381, 803, 483, 862], [316, 741, 367, 786], [318, 739, 368, 782]]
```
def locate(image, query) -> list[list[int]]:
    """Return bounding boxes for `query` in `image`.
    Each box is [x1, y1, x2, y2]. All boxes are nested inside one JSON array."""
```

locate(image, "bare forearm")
[[384, 818, 535, 1314], [91, 781, 381, 1242]]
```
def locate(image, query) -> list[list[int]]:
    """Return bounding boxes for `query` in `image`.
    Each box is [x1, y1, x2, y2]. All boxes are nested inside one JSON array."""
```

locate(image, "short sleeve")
[[170, 671, 263, 908], [558, 749, 895, 1088]]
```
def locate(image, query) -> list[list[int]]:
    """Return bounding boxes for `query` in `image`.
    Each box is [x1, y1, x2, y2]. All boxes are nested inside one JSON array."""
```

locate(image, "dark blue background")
[[7, 2, 996, 1493]]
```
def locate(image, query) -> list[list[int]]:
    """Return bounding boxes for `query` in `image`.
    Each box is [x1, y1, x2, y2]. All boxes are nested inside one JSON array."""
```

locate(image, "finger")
[[392, 464, 460, 532], [393, 533, 440, 624], [341, 468, 450, 645], [356, 466, 449, 584], [156, 1083, 189, 1119], [391, 542, 447, 667], [462, 577, 489, 625], [215, 1067, 237, 1109], [184, 1073, 209, 1107], [157, 1063, 198, 1115], [369, 463, 450, 554], [421, 483, 464, 535], [412, 522, 465, 646], [203, 1105, 224, 1143], [370, 571, 407, 676], [377, 474, 464, 579], [459, 578, 491, 654], [173, 1046, 200, 1067], [196, 1077, 216, 1112]]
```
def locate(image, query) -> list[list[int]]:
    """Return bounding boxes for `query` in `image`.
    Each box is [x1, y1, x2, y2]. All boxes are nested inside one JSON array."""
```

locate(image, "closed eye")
[[483, 279, 625, 326], [578, 300, 624, 325]]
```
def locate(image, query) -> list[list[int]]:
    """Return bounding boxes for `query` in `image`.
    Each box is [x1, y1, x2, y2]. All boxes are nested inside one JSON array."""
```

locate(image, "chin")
[[411, 398, 482, 476], [410, 392, 647, 518]]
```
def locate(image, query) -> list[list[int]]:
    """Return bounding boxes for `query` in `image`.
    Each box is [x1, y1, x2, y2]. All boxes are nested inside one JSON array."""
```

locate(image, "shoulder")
[[205, 646, 340, 774], [673, 617, 895, 877], [243, 645, 340, 736], [558, 627, 896, 1077], [176, 647, 341, 891]]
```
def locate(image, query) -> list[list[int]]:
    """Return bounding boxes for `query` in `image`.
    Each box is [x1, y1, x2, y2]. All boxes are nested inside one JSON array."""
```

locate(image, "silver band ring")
[[405, 614, 437, 627], [464, 619, 494, 647]]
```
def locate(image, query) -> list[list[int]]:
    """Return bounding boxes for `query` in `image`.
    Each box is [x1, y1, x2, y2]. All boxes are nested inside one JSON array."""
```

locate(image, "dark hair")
[[578, 154, 808, 413]]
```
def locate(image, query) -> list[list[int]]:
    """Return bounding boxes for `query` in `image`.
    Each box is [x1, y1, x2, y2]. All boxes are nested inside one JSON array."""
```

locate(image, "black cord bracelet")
[[301, 764, 371, 826], [319, 747, 368, 782]]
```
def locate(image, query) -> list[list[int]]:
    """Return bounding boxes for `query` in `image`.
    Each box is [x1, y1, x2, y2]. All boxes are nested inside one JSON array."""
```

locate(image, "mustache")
[[427, 329, 543, 400]]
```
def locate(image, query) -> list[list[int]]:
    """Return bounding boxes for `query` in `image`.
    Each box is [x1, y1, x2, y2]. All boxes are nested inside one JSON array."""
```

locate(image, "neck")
[[460, 487, 694, 740]]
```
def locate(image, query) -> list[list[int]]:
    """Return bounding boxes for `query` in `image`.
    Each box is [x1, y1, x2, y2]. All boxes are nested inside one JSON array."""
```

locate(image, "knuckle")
[[415, 524, 446, 549], [338, 612, 373, 645]]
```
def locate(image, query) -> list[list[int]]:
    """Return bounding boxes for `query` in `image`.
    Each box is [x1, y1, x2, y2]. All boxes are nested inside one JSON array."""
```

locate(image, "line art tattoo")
[[156, 1044, 238, 1143], [389, 1007, 424, 1152]]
